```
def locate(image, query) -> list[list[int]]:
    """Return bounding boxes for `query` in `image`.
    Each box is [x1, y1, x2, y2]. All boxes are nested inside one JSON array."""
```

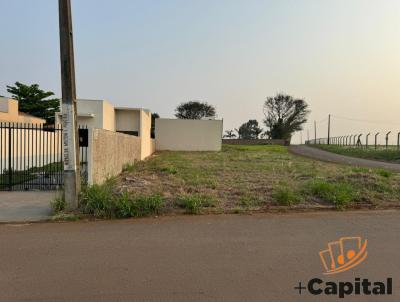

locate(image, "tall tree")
[[263, 93, 309, 140], [175, 101, 216, 119], [223, 129, 237, 139], [6, 82, 60, 125], [151, 112, 159, 138], [237, 120, 262, 139]]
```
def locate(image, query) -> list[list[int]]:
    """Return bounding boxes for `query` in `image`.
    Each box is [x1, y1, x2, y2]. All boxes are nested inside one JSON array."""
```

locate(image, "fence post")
[[366, 133, 370, 149], [397, 132, 400, 150], [375, 132, 379, 149], [8, 123, 12, 191], [385, 131, 391, 149]]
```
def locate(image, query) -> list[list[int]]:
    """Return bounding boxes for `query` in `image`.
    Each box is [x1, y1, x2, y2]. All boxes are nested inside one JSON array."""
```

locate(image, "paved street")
[[290, 145, 400, 172], [1, 211, 399, 302]]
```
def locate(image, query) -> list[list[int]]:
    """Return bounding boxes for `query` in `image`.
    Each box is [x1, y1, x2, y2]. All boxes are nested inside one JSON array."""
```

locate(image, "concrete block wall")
[[88, 129, 142, 185]]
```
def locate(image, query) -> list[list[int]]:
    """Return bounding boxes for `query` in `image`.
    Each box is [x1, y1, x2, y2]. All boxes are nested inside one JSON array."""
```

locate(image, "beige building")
[[55, 99, 153, 160], [55, 99, 150, 137], [0, 97, 46, 124]]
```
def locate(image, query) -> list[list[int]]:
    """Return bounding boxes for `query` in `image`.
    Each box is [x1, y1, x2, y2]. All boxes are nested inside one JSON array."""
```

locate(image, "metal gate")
[[0, 123, 88, 191]]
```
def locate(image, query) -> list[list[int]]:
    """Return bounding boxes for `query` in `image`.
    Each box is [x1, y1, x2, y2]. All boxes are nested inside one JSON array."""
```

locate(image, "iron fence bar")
[[8, 123, 12, 191], [385, 131, 391, 150], [398, 132, 400, 150]]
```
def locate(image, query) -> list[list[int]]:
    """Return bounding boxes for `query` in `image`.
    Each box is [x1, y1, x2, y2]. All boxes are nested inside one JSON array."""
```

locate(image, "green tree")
[[237, 120, 262, 139], [263, 93, 309, 140], [175, 101, 216, 119], [151, 112, 159, 138], [6, 82, 60, 125], [223, 129, 237, 139]]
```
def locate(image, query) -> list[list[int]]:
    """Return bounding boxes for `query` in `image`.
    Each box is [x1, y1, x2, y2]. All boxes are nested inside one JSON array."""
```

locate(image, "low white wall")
[[155, 118, 223, 151]]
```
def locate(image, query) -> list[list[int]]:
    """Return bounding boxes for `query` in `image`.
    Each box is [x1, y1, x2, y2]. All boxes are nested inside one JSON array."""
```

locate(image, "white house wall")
[[155, 118, 223, 151]]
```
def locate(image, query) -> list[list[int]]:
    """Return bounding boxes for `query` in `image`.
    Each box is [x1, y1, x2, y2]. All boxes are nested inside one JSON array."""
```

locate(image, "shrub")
[[80, 181, 116, 218], [81, 179, 165, 219], [176, 194, 216, 214], [377, 169, 393, 178], [51, 192, 66, 213], [306, 179, 357, 209], [272, 186, 301, 206]]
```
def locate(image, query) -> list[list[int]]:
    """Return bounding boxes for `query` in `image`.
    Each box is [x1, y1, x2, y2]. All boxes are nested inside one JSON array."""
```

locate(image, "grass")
[[272, 185, 302, 206], [304, 179, 358, 209], [176, 194, 216, 214], [55, 144, 400, 220], [79, 179, 165, 219], [113, 144, 400, 213], [313, 144, 400, 163], [51, 192, 66, 213]]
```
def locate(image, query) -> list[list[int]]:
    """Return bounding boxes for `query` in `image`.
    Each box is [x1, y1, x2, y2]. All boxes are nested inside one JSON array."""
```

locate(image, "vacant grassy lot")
[[313, 144, 400, 163], [72, 144, 397, 218], [55, 145, 400, 219]]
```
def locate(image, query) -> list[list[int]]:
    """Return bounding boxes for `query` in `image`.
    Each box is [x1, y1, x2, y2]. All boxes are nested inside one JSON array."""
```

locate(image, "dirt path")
[[290, 145, 400, 172]]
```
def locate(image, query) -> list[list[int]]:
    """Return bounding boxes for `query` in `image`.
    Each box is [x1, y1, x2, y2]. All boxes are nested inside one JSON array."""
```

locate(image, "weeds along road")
[[1, 211, 399, 301], [290, 145, 400, 172]]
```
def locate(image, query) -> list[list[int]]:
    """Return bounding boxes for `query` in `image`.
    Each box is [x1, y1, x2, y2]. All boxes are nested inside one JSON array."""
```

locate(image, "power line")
[[331, 114, 400, 126]]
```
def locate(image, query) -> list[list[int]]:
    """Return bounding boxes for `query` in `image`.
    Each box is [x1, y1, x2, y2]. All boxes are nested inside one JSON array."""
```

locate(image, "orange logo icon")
[[319, 237, 368, 275]]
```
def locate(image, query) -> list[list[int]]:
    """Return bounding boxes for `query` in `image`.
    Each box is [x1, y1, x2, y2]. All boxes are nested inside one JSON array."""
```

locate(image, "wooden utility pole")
[[59, 0, 80, 208], [327, 114, 331, 145]]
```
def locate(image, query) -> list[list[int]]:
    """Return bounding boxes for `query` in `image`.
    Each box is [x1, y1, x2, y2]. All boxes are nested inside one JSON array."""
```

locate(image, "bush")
[[80, 182, 116, 218], [306, 179, 357, 209], [176, 194, 216, 214], [377, 169, 393, 178], [80, 179, 165, 219], [272, 186, 301, 206], [51, 192, 66, 213]]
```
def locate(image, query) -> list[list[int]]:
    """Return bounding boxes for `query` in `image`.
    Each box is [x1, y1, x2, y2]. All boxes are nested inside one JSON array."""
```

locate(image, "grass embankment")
[[53, 145, 400, 219], [313, 144, 400, 163]]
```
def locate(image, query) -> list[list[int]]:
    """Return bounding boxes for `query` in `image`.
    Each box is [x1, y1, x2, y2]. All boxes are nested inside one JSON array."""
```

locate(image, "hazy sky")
[[1, 0, 399, 144]]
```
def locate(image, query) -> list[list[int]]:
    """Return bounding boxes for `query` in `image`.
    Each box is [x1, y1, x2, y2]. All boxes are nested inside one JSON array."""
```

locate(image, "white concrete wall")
[[76, 100, 104, 129], [115, 109, 140, 133], [56, 99, 116, 130], [140, 110, 153, 159], [102, 101, 115, 131], [155, 118, 223, 151]]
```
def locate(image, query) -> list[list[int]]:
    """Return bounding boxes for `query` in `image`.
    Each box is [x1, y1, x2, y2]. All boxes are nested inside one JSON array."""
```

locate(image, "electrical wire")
[[331, 114, 400, 126]]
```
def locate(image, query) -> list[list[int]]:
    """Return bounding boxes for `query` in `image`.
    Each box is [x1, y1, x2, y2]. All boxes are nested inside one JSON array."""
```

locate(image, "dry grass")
[[114, 145, 400, 213]]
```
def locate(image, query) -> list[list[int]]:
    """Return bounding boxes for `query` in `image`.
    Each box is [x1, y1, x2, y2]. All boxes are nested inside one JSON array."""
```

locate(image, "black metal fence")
[[0, 123, 88, 191], [306, 131, 400, 150]]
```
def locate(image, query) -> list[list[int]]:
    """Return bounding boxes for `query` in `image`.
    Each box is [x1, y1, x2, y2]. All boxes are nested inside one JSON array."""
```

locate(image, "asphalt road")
[[1, 211, 399, 302], [290, 145, 400, 172]]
